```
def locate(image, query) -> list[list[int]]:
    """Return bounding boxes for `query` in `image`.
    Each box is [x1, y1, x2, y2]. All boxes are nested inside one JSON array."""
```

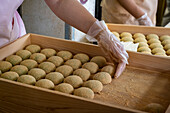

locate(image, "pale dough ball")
[[146, 34, 159, 40], [35, 79, 54, 89], [16, 50, 32, 60], [48, 56, 64, 67], [152, 48, 166, 54], [90, 56, 107, 68], [133, 33, 145, 39], [112, 31, 120, 38], [56, 65, 73, 77], [143, 103, 165, 113], [101, 65, 116, 77], [149, 43, 163, 49], [120, 32, 132, 38], [154, 53, 167, 56], [82, 62, 99, 74], [138, 47, 151, 52], [73, 53, 89, 64], [134, 37, 147, 43], [162, 39, 170, 46], [167, 49, 170, 55], [11, 65, 28, 76], [164, 44, 170, 51], [45, 72, 64, 85], [140, 51, 152, 55], [57, 50, 73, 61], [138, 42, 149, 48], [41, 48, 56, 58], [20, 59, 38, 70], [6, 55, 22, 66], [0, 61, 12, 73], [17, 75, 36, 85], [64, 75, 83, 88], [28, 68, 46, 80], [38, 62, 56, 73], [83, 80, 103, 93], [73, 68, 91, 81], [160, 35, 170, 41], [30, 53, 46, 63], [25, 44, 41, 54], [148, 39, 161, 45], [64, 59, 82, 70], [1, 71, 19, 81], [93, 72, 112, 85], [121, 37, 133, 42], [54, 83, 74, 94], [73, 87, 94, 99]]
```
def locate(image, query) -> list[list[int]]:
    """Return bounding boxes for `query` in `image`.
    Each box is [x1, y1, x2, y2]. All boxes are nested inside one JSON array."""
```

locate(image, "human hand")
[[87, 20, 129, 78], [137, 13, 154, 26]]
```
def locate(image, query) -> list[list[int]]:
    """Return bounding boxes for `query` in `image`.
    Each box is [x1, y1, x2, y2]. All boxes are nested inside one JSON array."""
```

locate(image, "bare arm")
[[118, 0, 145, 19], [44, 0, 96, 34]]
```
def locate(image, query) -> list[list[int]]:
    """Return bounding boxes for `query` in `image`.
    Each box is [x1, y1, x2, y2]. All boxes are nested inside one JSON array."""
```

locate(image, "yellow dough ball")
[[134, 37, 147, 43], [73, 68, 91, 81], [64, 75, 83, 88], [120, 32, 132, 38], [48, 56, 64, 67], [30, 53, 46, 63], [82, 62, 99, 74], [146, 34, 159, 40], [38, 62, 56, 73], [64, 59, 82, 70], [83, 80, 103, 93], [20, 59, 38, 70], [35, 79, 55, 89], [40, 48, 56, 58], [162, 39, 170, 46], [149, 43, 163, 49], [133, 33, 145, 39], [16, 50, 32, 60], [0, 61, 12, 73], [28, 68, 46, 80], [160, 35, 170, 41], [90, 56, 107, 68], [11, 65, 28, 76], [73, 87, 94, 99], [57, 50, 73, 61], [17, 75, 36, 85], [152, 48, 166, 54], [140, 51, 152, 55], [164, 44, 170, 51], [1, 71, 19, 81], [101, 65, 116, 77], [148, 39, 161, 45], [121, 37, 133, 42], [138, 42, 149, 48], [73, 53, 90, 64], [54, 83, 74, 94], [138, 47, 151, 52], [45, 72, 64, 85], [6, 55, 22, 66], [167, 49, 170, 55], [56, 65, 73, 77], [112, 31, 120, 38], [143, 103, 165, 113], [154, 53, 167, 56], [93, 72, 112, 85], [25, 44, 41, 54]]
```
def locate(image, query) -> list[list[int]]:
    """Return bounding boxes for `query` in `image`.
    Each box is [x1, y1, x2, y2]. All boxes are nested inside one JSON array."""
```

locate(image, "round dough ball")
[[28, 68, 46, 80], [16, 50, 31, 60], [30, 53, 46, 63], [164, 44, 170, 51], [17, 75, 36, 85], [64, 75, 83, 88], [154, 53, 167, 56], [138, 47, 151, 52], [40, 48, 56, 58], [20, 59, 38, 70], [83, 80, 103, 93], [152, 48, 166, 54], [74, 87, 94, 99], [134, 37, 147, 43], [73, 53, 89, 64], [38, 62, 55, 73], [57, 50, 73, 61], [93, 72, 112, 85], [45, 72, 64, 85], [47, 56, 64, 67], [160, 35, 170, 41], [25, 44, 41, 54], [1, 71, 19, 81], [54, 83, 74, 94], [138, 42, 149, 48], [11, 65, 28, 76], [90, 56, 107, 68], [149, 43, 163, 49], [35, 79, 54, 89], [73, 68, 91, 81], [112, 31, 120, 38], [0, 61, 12, 72], [6, 55, 22, 66], [140, 51, 152, 55], [64, 59, 81, 70], [56, 65, 73, 77], [82, 62, 99, 74], [101, 65, 116, 77], [146, 34, 159, 40], [167, 49, 170, 55], [162, 39, 170, 46], [121, 37, 133, 42], [143, 103, 165, 113], [133, 33, 145, 39], [120, 32, 132, 38], [148, 39, 161, 45]]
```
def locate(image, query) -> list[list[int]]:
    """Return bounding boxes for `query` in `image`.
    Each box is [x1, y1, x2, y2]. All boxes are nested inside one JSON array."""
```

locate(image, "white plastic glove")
[[87, 20, 129, 78], [137, 13, 154, 26]]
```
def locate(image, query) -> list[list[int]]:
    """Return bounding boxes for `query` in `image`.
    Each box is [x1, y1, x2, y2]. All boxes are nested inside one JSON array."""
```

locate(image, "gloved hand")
[[87, 20, 129, 78], [137, 13, 154, 26]]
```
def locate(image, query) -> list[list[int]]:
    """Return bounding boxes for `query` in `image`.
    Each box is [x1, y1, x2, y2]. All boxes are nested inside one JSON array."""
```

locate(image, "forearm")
[[118, 0, 145, 19], [44, 0, 96, 33]]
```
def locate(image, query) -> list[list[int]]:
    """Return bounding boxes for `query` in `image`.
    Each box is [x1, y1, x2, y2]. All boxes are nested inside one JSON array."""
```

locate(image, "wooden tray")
[[0, 33, 170, 113]]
